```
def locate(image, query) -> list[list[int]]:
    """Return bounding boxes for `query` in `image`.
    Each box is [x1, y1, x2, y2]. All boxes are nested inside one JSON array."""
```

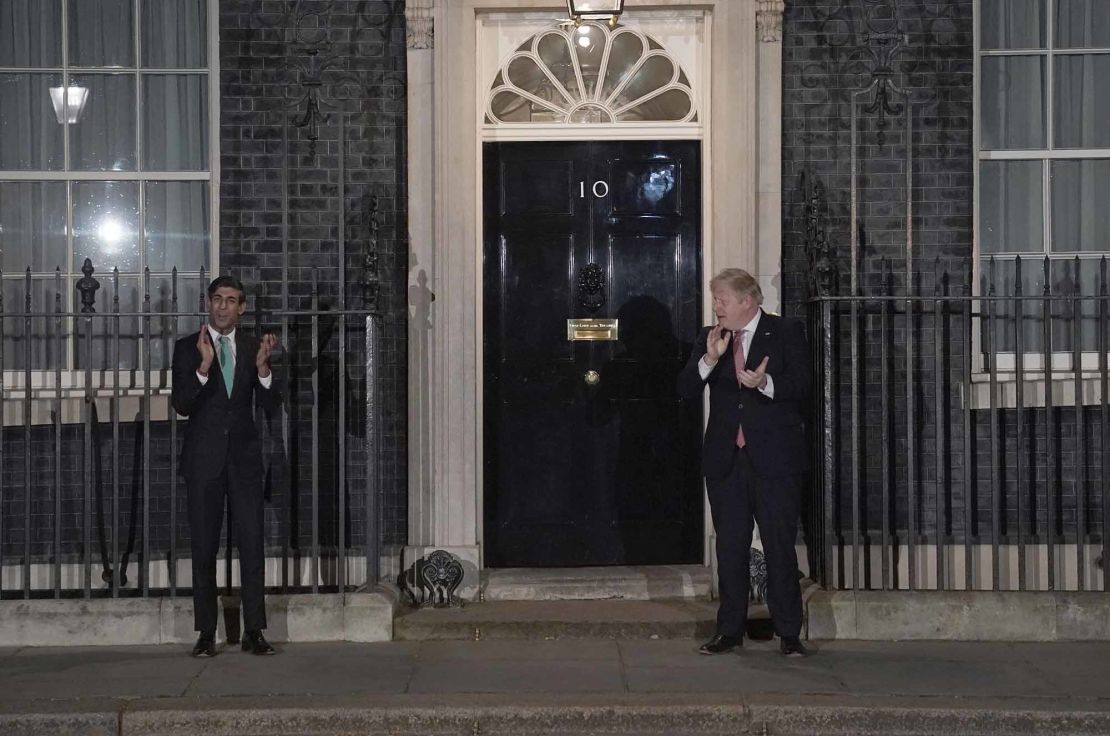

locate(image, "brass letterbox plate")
[[567, 318, 619, 341]]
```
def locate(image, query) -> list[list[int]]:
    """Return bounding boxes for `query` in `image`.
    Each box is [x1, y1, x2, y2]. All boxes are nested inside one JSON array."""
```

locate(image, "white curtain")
[[69, 0, 134, 66], [0, 0, 61, 66], [142, 0, 206, 68], [1055, 0, 1110, 48], [0, 73, 63, 171], [143, 75, 208, 171]]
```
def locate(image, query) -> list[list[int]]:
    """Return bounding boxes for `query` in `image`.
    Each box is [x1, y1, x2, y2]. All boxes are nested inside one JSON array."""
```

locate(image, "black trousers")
[[705, 447, 803, 639], [187, 465, 267, 634]]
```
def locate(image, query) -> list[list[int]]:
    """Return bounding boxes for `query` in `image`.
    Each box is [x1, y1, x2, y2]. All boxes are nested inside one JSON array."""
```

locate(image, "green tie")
[[219, 335, 234, 398]]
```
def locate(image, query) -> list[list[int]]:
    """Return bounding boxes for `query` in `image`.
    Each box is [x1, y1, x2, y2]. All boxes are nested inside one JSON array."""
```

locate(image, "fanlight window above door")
[[486, 22, 697, 125]]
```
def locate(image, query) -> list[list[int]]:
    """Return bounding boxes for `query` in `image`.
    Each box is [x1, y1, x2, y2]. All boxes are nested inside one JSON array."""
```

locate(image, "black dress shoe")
[[699, 634, 741, 655], [241, 630, 277, 655], [780, 636, 809, 657], [190, 632, 217, 658]]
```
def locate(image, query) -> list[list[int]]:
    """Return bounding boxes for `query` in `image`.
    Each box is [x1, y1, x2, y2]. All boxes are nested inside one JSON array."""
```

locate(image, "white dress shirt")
[[697, 310, 775, 399], [196, 325, 273, 389]]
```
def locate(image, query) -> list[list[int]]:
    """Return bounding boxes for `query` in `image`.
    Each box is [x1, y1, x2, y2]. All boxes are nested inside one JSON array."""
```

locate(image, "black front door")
[[483, 140, 703, 568]]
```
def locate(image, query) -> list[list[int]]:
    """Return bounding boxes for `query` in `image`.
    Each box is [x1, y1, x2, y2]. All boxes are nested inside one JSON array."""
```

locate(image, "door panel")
[[484, 140, 702, 567]]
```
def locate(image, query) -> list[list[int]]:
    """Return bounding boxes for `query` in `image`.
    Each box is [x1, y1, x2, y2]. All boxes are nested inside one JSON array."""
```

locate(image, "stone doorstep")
[[392, 598, 776, 642], [0, 589, 399, 647], [6, 695, 1110, 736], [805, 589, 1110, 641]]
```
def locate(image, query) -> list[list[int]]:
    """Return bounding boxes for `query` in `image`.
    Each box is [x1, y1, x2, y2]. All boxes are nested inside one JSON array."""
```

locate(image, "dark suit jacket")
[[677, 311, 811, 480], [171, 330, 278, 484]]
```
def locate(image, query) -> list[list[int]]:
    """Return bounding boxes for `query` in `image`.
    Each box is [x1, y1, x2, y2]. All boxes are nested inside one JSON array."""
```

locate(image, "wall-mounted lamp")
[[48, 85, 89, 124], [567, 0, 624, 27]]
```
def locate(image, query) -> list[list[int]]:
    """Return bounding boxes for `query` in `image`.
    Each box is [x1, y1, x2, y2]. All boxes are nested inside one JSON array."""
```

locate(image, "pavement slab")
[[0, 639, 1107, 734]]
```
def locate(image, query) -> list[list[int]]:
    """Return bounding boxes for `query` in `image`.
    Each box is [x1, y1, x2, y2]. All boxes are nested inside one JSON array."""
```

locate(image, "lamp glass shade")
[[567, 0, 624, 18], [49, 86, 89, 124]]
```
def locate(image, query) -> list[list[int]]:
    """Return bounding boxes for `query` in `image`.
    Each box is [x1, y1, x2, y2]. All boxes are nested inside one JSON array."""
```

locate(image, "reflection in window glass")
[[601, 32, 645, 101], [980, 161, 1043, 254], [1047, 258, 1102, 351], [147, 276, 203, 369], [78, 276, 139, 370], [141, 0, 207, 68], [73, 181, 141, 272], [0, 277, 67, 370], [981, 0, 1045, 49], [0, 0, 62, 67], [69, 0, 135, 67], [981, 257, 1045, 352], [143, 74, 208, 170], [985, 257, 1107, 354], [617, 89, 692, 122], [1053, 55, 1110, 149], [506, 56, 568, 110], [491, 90, 540, 123], [0, 73, 65, 170], [70, 74, 137, 171], [572, 24, 605, 98], [980, 56, 1046, 150], [614, 56, 675, 110], [1052, 160, 1110, 253], [0, 182, 67, 271], [536, 33, 581, 101], [1055, 0, 1110, 48], [145, 182, 210, 272]]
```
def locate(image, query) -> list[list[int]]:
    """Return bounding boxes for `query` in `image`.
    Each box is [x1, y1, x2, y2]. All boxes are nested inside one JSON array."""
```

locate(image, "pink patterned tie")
[[733, 330, 746, 449]]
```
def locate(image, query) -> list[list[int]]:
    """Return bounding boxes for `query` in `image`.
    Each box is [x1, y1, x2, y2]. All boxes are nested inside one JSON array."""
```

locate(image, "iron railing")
[[808, 256, 1110, 593], [0, 262, 383, 599]]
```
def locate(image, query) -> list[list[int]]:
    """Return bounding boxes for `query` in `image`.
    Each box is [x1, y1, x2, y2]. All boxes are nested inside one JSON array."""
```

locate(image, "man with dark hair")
[[171, 275, 280, 657], [677, 268, 811, 658]]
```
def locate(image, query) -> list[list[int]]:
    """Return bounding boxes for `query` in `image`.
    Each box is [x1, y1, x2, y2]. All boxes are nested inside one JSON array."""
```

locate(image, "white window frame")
[[0, 0, 219, 410], [971, 0, 1110, 407]]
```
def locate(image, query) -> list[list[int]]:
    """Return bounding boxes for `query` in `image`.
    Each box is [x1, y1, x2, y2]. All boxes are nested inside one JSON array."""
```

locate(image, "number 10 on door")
[[580, 181, 609, 198]]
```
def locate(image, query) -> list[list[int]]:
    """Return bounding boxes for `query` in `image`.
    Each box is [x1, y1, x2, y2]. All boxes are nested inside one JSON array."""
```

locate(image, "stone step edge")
[[393, 618, 720, 640], [5, 698, 1110, 736]]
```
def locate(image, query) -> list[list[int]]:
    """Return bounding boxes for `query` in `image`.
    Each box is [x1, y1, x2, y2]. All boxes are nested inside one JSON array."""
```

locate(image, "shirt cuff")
[[258, 372, 273, 389], [698, 356, 715, 380], [759, 374, 775, 399], [196, 370, 209, 386]]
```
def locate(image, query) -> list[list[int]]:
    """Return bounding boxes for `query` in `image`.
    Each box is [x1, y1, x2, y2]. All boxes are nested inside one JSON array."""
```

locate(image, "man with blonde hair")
[[677, 268, 811, 657]]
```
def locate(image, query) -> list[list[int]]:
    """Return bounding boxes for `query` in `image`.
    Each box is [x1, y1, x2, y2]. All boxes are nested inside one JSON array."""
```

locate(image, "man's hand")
[[196, 322, 214, 375], [738, 356, 770, 390], [255, 333, 279, 378], [704, 323, 732, 366]]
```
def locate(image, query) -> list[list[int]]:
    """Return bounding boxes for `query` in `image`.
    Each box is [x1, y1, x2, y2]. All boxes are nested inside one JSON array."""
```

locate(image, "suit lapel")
[[745, 311, 775, 371]]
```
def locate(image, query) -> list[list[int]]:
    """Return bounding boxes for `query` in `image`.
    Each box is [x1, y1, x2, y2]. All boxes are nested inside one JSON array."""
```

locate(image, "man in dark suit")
[[171, 275, 280, 657], [677, 268, 811, 657]]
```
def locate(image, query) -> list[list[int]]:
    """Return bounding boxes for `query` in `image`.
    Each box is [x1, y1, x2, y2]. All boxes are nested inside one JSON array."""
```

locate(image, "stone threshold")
[[480, 564, 712, 602]]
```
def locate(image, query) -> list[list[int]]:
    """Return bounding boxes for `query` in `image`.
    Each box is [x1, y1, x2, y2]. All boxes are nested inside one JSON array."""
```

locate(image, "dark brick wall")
[[782, 0, 974, 307]]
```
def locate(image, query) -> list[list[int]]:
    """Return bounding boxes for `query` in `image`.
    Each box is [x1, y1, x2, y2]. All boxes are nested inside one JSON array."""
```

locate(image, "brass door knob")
[[584, 369, 600, 385]]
